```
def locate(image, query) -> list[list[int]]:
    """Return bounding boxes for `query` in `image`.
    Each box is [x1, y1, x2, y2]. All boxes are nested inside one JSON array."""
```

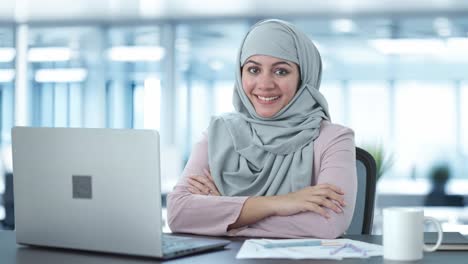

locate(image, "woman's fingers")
[[310, 189, 346, 206], [277, 185, 346, 217], [187, 175, 220, 196], [193, 175, 221, 196], [316, 183, 344, 194], [304, 203, 330, 218], [202, 170, 221, 195], [202, 170, 216, 185], [304, 185, 346, 206], [187, 177, 211, 195], [187, 186, 202, 195], [308, 196, 343, 214]]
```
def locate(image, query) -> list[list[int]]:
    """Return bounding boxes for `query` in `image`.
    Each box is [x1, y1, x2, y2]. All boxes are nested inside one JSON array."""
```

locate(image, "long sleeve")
[[229, 123, 357, 238], [167, 133, 249, 236], [168, 123, 357, 238]]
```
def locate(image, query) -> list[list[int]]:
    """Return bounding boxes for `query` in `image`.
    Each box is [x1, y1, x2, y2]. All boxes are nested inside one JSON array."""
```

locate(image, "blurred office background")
[[1, 0, 468, 233]]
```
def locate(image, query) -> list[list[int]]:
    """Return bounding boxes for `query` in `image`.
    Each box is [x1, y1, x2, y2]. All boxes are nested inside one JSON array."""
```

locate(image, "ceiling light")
[[209, 60, 224, 71], [369, 38, 446, 55], [0, 48, 16, 62], [108, 46, 165, 62], [331, 19, 356, 34], [28, 47, 72, 62], [35, 68, 87, 83]]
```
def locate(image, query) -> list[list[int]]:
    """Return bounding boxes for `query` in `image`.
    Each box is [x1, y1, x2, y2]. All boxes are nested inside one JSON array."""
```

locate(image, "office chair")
[[346, 147, 377, 235], [1, 172, 14, 230]]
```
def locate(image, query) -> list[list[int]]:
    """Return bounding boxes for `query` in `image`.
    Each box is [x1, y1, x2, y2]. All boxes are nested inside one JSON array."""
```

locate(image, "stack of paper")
[[236, 238, 383, 260]]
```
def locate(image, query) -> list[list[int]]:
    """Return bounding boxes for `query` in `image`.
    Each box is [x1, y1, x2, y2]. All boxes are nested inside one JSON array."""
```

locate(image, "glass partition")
[[0, 26, 15, 144], [175, 21, 249, 159], [394, 81, 456, 177], [0, 25, 14, 229]]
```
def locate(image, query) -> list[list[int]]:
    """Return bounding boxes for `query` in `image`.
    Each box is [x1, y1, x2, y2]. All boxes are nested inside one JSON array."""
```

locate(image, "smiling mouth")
[[256, 95, 280, 102]]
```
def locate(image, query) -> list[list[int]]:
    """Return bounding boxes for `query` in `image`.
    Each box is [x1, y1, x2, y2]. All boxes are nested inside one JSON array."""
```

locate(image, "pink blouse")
[[167, 121, 357, 239]]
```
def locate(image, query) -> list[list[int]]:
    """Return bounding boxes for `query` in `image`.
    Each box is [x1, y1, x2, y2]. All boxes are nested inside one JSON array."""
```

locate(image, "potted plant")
[[362, 143, 394, 182]]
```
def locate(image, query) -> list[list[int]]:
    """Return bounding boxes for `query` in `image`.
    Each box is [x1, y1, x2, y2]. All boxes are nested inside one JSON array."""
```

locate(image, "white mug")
[[383, 207, 443, 261]]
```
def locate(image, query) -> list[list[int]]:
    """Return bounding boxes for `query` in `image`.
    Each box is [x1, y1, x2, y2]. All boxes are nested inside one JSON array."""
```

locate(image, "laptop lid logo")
[[72, 175, 92, 199]]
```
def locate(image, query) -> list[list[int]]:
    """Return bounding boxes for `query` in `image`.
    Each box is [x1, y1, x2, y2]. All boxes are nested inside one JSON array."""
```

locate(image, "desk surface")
[[2, 231, 468, 263]]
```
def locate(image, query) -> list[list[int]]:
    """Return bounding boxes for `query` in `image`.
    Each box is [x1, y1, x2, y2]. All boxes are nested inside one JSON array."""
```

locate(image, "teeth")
[[258, 95, 279, 101]]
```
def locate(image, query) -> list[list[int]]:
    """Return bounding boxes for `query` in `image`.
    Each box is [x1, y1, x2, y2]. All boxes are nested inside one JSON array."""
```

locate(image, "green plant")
[[429, 163, 450, 185], [362, 143, 394, 182]]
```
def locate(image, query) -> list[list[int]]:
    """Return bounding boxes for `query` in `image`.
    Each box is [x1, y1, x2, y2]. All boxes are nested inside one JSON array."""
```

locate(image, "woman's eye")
[[248, 67, 259, 74], [274, 69, 289, 76]]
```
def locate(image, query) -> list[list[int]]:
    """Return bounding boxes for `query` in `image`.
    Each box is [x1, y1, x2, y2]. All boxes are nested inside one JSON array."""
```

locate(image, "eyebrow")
[[244, 60, 293, 67]]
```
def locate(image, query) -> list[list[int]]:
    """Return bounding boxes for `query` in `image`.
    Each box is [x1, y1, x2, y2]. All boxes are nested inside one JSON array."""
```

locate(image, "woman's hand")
[[186, 169, 221, 196], [272, 183, 345, 218]]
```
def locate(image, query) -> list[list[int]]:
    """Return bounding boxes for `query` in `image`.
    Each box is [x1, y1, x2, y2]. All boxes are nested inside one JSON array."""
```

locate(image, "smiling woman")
[[167, 19, 357, 239], [241, 55, 300, 118]]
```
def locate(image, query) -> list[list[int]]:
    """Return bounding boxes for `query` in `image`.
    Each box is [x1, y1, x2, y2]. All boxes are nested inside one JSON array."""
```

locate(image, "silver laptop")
[[11, 127, 230, 259]]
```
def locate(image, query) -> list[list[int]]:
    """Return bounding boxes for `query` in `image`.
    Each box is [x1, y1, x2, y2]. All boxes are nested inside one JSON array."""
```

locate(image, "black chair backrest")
[[346, 147, 377, 235]]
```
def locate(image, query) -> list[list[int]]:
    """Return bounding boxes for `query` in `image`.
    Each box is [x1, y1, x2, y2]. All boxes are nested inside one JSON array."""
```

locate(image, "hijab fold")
[[208, 19, 330, 196]]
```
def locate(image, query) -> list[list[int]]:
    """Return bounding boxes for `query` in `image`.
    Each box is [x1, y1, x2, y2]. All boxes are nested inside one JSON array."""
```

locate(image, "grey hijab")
[[208, 19, 330, 196]]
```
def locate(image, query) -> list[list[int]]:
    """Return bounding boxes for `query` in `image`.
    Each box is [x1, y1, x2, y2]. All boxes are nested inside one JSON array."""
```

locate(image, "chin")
[[256, 109, 278, 118]]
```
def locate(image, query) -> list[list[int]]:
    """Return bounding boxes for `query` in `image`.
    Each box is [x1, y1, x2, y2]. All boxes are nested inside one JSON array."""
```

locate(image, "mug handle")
[[423, 216, 443, 252]]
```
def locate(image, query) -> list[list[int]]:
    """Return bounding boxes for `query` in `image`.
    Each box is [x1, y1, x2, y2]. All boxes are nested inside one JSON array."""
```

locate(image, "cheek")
[[282, 82, 298, 99], [241, 78, 253, 94]]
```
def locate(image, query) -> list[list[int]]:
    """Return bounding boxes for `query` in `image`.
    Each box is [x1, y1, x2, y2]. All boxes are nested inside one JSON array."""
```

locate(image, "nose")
[[256, 72, 275, 90]]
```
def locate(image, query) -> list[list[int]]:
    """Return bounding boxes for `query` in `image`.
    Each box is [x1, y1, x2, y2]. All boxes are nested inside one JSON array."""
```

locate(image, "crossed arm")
[[188, 170, 345, 230], [167, 126, 357, 238]]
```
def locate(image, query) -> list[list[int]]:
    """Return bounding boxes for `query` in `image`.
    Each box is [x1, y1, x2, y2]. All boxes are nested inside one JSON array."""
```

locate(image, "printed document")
[[236, 238, 383, 260]]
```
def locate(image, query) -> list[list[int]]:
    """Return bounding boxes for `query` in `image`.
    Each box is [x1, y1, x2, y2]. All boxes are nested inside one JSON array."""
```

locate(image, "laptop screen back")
[[12, 127, 164, 257]]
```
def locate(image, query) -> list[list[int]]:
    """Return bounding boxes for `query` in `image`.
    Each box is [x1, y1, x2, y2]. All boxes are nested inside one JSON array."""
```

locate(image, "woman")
[[167, 19, 357, 239]]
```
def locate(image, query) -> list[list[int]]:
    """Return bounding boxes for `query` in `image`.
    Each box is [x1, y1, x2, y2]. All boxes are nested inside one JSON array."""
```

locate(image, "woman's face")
[[241, 55, 300, 118]]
